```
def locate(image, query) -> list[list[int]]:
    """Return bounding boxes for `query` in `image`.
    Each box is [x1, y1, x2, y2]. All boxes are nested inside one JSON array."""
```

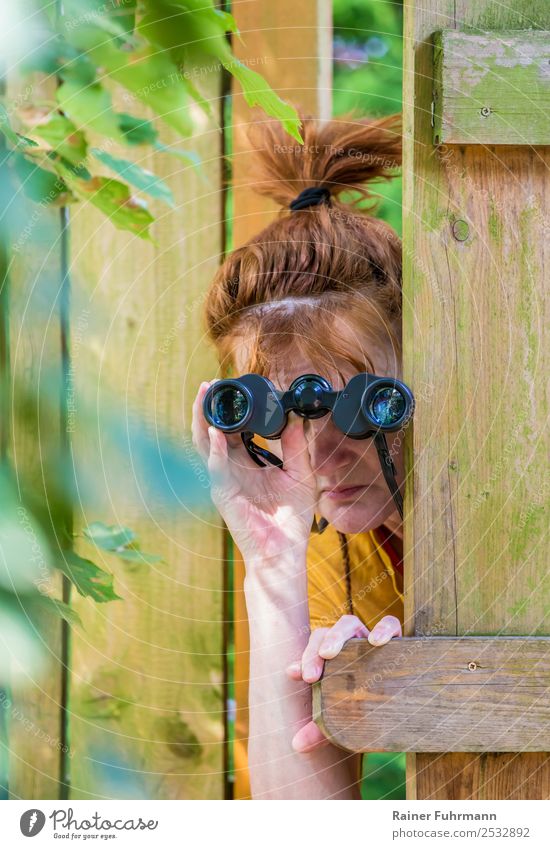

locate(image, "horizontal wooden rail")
[[433, 30, 550, 145], [313, 637, 550, 753]]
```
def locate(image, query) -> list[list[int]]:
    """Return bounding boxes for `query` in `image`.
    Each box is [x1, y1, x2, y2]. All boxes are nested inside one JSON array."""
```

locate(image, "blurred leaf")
[[67, 30, 194, 137], [60, 171, 154, 239], [117, 113, 158, 146], [58, 550, 122, 603], [153, 140, 201, 170], [0, 104, 23, 147], [62, 0, 135, 42], [83, 521, 135, 551], [20, 112, 88, 166], [114, 546, 162, 566], [0, 473, 52, 592], [0, 601, 43, 682], [11, 151, 71, 204], [91, 148, 175, 206], [56, 79, 123, 141], [37, 595, 83, 628]]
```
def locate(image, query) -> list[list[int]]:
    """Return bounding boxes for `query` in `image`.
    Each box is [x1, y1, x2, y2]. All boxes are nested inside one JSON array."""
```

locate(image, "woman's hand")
[[286, 614, 402, 752], [191, 381, 317, 565]]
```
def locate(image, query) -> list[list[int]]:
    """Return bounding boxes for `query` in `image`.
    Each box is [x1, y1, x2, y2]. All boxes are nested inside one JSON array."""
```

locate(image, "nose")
[[304, 415, 357, 475]]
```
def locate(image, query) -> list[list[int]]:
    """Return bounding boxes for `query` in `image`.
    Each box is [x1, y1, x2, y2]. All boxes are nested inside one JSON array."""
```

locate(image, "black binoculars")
[[203, 372, 414, 519]]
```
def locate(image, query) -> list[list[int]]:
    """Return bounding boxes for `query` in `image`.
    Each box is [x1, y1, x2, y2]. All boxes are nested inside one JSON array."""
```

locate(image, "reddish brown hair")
[[204, 112, 402, 384]]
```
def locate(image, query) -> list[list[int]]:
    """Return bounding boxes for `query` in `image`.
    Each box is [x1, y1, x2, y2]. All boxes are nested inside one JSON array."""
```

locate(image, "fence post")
[[401, 0, 550, 798]]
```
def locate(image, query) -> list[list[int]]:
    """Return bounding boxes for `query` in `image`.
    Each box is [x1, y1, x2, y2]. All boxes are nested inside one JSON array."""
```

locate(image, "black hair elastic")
[[289, 186, 331, 211]]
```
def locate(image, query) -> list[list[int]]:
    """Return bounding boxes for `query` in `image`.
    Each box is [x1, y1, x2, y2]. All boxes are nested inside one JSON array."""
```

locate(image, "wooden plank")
[[314, 637, 550, 752], [433, 30, 550, 145], [67, 78, 226, 798], [402, 0, 550, 799], [4, 73, 66, 800], [230, 0, 332, 799]]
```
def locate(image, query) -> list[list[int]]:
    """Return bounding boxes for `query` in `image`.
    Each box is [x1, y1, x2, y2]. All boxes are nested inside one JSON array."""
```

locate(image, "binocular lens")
[[369, 386, 407, 427], [211, 386, 250, 428]]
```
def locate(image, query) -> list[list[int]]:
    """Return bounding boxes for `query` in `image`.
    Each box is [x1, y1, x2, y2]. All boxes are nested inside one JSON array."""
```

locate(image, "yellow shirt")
[[234, 520, 404, 799]]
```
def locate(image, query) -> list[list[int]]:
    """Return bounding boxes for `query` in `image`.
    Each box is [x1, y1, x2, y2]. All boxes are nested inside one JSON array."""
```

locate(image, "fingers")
[[291, 721, 330, 753], [191, 381, 211, 460], [367, 615, 402, 646], [318, 615, 370, 660], [300, 628, 329, 683]]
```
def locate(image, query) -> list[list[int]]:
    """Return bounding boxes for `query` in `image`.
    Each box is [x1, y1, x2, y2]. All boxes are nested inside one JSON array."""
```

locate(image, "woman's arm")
[[244, 554, 361, 800]]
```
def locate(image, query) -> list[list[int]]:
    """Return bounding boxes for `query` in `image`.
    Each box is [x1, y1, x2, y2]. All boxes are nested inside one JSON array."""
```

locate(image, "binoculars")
[[203, 372, 414, 519]]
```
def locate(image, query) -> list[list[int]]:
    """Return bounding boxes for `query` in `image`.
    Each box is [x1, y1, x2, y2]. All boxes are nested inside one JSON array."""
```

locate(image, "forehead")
[[231, 326, 397, 389]]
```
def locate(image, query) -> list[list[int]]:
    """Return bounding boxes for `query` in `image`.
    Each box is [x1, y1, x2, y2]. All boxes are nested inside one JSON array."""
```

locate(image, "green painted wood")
[[433, 30, 550, 145]]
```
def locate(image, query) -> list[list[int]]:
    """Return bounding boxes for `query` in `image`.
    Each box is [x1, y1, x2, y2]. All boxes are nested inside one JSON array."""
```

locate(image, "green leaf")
[[73, 35, 193, 137], [91, 148, 175, 206], [60, 170, 154, 239], [226, 61, 303, 142], [39, 595, 83, 628], [58, 550, 122, 603], [62, 0, 135, 42], [153, 141, 201, 171], [11, 152, 70, 205], [56, 79, 123, 141], [114, 547, 162, 566], [83, 521, 135, 552], [26, 114, 88, 167], [0, 104, 22, 147], [118, 113, 158, 146]]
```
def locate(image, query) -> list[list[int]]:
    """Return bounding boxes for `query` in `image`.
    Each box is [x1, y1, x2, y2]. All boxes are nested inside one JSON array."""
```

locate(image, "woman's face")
[[233, 325, 404, 535]]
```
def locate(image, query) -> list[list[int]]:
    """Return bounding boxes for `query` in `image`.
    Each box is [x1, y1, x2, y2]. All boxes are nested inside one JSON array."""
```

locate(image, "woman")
[[192, 112, 405, 799]]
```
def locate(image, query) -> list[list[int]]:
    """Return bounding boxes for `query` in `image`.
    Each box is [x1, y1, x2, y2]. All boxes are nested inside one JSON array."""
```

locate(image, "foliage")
[[333, 0, 403, 234], [0, 0, 301, 240]]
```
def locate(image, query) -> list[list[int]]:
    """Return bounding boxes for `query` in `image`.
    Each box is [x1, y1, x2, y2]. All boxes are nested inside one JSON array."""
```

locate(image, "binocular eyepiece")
[[203, 372, 414, 439]]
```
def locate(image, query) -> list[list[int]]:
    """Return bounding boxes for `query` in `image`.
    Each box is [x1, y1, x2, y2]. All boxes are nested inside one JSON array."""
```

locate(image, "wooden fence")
[[2, 0, 549, 802]]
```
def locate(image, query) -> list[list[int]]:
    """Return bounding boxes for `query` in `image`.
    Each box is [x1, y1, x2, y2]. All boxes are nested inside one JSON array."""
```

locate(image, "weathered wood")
[[314, 637, 550, 752], [401, 0, 550, 800], [68, 78, 226, 798], [230, 0, 332, 799], [433, 30, 550, 145]]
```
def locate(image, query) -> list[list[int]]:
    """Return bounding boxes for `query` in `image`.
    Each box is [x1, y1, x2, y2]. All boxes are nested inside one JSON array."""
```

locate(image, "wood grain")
[[433, 30, 550, 145], [230, 0, 332, 800], [314, 637, 550, 752], [402, 0, 550, 799], [67, 74, 226, 798]]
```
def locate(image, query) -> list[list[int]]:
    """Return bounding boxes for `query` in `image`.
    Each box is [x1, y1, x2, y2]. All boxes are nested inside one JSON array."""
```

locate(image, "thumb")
[[291, 721, 330, 753]]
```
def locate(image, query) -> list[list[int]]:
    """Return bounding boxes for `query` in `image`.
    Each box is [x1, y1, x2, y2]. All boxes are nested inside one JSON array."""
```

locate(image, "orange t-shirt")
[[233, 519, 404, 799]]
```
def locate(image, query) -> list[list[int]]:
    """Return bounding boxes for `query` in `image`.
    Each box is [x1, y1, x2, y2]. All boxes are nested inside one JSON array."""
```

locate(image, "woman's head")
[[204, 112, 404, 533]]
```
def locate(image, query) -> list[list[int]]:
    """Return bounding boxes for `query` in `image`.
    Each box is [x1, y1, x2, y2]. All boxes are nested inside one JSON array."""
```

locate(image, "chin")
[[320, 499, 380, 534]]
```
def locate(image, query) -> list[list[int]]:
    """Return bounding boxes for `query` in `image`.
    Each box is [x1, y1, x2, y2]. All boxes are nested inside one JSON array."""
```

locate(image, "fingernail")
[[369, 628, 391, 645], [319, 642, 337, 658], [303, 663, 321, 681]]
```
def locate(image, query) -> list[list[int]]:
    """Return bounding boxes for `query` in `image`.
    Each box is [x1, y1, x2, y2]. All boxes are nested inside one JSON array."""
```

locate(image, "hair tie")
[[289, 186, 331, 211]]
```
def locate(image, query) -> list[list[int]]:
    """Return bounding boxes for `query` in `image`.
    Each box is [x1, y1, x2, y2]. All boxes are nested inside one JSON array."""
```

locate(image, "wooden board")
[[230, 0, 332, 799], [67, 77, 226, 798], [433, 30, 550, 145], [314, 637, 550, 752], [402, 0, 550, 799]]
